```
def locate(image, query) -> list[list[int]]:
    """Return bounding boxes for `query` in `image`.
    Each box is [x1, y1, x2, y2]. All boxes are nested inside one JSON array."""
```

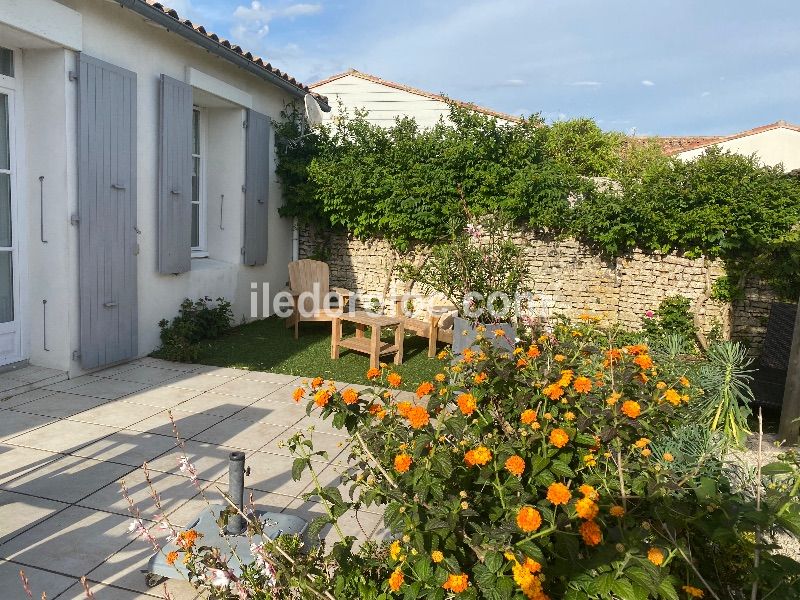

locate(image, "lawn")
[[166, 316, 445, 390]]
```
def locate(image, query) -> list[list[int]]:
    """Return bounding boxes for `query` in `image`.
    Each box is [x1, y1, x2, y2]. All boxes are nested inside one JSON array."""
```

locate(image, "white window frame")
[[191, 106, 208, 258]]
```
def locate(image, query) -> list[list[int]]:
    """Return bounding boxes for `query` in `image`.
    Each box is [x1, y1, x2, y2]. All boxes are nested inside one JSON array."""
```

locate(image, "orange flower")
[[314, 389, 331, 407], [664, 389, 681, 406], [573, 376, 592, 393], [549, 428, 570, 449], [416, 381, 434, 398], [554, 354, 566, 362], [457, 393, 477, 416], [434, 372, 446, 382], [546, 482, 572, 505], [368, 403, 386, 420], [292, 387, 306, 402], [543, 384, 564, 400], [621, 400, 641, 419], [493, 328, 506, 338], [527, 344, 541, 358], [166, 551, 179, 566], [521, 409, 538, 425], [558, 370, 574, 387], [442, 574, 470, 593], [682, 585, 704, 598], [625, 344, 648, 355], [609, 505, 625, 517], [178, 529, 199, 549], [634, 437, 651, 448], [505, 455, 525, 476], [387, 372, 402, 388], [342, 388, 359, 405], [473, 372, 488, 384], [462, 348, 475, 363], [578, 484, 599, 500], [394, 453, 412, 473], [604, 348, 622, 367], [464, 446, 492, 467], [579, 520, 602, 546], [516, 358, 528, 369], [366, 367, 381, 380], [388, 568, 404, 592], [663, 452, 674, 462], [606, 391, 621, 406], [680, 376, 691, 387], [406, 405, 430, 429], [648, 547, 665, 566], [633, 354, 653, 370], [575, 497, 599, 520], [641, 448, 652, 457], [396, 401, 413, 417], [516, 505, 542, 532], [310, 377, 324, 390]]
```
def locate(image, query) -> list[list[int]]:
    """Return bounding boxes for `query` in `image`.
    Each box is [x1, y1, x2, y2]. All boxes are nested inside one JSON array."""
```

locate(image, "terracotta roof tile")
[[137, 1, 327, 106], [651, 121, 800, 155], [310, 69, 523, 123]]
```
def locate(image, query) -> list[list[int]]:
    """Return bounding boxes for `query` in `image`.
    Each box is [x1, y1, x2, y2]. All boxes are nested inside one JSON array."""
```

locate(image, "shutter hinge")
[[72, 350, 81, 361], [241, 247, 246, 256], [68, 71, 78, 82], [241, 185, 246, 193], [70, 214, 80, 226], [133, 243, 140, 256], [242, 120, 248, 129]]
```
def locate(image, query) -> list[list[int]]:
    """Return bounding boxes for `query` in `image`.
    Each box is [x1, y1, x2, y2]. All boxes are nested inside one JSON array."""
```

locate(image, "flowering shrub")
[[284, 317, 800, 599]]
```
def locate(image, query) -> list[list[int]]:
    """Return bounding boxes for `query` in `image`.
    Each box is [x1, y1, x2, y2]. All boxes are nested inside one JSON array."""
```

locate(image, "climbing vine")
[[275, 104, 800, 298]]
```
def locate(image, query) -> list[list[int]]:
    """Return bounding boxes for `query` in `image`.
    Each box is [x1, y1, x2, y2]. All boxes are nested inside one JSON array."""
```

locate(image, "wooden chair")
[[286, 260, 352, 339], [392, 297, 456, 357]]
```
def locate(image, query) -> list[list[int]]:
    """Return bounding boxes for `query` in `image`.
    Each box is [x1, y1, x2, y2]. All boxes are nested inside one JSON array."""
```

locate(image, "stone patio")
[[0, 358, 382, 599]]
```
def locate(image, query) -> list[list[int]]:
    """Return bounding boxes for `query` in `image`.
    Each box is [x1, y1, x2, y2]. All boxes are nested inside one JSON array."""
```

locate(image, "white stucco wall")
[[5, 0, 303, 374], [312, 73, 516, 129], [676, 127, 800, 171]]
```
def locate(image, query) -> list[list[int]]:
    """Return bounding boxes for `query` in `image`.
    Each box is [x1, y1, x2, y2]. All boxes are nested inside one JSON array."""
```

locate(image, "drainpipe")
[[292, 217, 300, 262]]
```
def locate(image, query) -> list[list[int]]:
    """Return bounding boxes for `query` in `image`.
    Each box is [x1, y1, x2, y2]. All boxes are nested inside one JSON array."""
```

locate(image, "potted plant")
[[399, 214, 529, 355]]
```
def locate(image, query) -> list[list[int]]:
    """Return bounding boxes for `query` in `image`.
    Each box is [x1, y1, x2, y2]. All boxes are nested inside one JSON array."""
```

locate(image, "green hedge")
[[275, 105, 800, 298]]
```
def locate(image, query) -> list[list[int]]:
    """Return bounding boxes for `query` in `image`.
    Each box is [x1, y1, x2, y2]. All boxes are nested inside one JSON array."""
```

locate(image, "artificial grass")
[[175, 316, 445, 391]]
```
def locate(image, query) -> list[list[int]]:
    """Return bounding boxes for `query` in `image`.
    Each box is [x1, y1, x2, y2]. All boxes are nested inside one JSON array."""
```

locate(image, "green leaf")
[[761, 461, 794, 476], [590, 573, 614, 596], [412, 557, 433, 583], [549, 459, 576, 478], [657, 577, 679, 600], [291, 457, 308, 481], [306, 515, 330, 540], [484, 551, 504, 573], [611, 578, 638, 600]]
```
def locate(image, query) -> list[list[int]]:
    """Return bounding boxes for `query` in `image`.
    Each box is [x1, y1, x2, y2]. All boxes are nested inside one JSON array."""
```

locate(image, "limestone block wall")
[[299, 227, 777, 355]]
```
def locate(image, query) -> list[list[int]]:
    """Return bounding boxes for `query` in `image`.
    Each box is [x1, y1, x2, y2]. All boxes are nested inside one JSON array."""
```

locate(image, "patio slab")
[[0, 559, 76, 600], [0, 358, 379, 600]]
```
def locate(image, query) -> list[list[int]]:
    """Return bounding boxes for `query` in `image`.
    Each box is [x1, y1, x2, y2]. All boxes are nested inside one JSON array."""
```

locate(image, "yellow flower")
[[493, 328, 506, 337], [665, 388, 681, 405], [648, 547, 665, 566], [641, 448, 652, 457], [634, 437, 651, 449], [606, 392, 621, 406], [554, 354, 566, 362], [663, 452, 674, 462], [389, 540, 402, 561], [583, 454, 597, 467], [656, 381, 667, 389], [473, 372, 488, 384], [434, 372, 446, 382], [431, 550, 444, 563], [680, 376, 691, 387], [564, 411, 576, 421]]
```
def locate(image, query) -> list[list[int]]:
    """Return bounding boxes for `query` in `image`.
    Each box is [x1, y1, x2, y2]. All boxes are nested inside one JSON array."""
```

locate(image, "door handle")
[[103, 301, 118, 308], [111, 183, 126, 190], [257, 198, 264, 204], [170, 190, 181, 196]]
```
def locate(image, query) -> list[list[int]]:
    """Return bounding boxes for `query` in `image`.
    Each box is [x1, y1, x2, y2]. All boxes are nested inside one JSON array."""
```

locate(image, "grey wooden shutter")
[[158, 75, 192, 274], [243, 109, 270, 266], [77, 54, 138, 369]]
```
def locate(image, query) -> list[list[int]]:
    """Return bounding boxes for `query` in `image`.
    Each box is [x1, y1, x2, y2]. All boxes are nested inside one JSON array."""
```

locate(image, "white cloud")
[[231, 1, 322, 42], [641, 79, 655, 86], [503, 78, 526, 86], [569, 80, 601, 86], [701, 91, 711, 97]]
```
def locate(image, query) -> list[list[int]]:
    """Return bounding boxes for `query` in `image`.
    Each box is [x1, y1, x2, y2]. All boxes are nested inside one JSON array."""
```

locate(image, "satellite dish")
[[304, 94, 324, 126]]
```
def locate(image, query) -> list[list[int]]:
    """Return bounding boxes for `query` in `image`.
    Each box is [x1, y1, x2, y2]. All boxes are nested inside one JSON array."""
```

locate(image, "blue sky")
[[171, 0, 800, 136]]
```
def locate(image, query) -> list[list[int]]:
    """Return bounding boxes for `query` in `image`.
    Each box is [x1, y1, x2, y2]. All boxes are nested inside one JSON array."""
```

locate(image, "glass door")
[[0, 87, 19, 364]]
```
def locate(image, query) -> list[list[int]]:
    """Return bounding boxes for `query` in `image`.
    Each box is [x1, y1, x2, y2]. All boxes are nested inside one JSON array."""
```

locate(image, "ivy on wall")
[[275, 104, 800, 299]]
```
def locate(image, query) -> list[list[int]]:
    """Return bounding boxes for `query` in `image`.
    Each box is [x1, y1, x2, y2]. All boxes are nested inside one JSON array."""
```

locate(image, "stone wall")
[[299, 227, 778, 355]]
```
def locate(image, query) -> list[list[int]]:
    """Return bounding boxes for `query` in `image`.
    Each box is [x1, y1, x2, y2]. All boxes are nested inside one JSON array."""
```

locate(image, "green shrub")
[[155, 296, 233, 362], [642, 296, 697, 342]]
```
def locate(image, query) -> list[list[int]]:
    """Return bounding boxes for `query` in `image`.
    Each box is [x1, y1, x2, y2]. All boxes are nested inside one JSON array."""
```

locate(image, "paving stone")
[[0, 559, 76, 600], [0, 490, 68, 544]]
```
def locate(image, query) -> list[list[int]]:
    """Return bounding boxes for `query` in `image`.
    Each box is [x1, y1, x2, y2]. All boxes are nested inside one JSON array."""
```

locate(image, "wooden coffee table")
[[331, 311, 405, 369]]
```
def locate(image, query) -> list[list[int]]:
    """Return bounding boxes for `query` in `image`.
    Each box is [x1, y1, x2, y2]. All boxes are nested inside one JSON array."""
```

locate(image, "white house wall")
[[314, 74, 466, 129], [4, 0, 301, 374], [677, 127, 800, 171]]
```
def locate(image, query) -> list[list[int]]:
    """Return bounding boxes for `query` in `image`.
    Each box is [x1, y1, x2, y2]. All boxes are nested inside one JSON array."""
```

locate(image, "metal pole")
[[226, 451, 246, 535], [778, 297, 800, 444]]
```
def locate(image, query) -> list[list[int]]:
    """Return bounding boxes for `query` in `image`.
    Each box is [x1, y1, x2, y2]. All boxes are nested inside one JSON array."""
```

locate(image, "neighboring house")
[[0, 0, 328, 375], [310, 69, 520, 129], [664, 120, 800, 171]]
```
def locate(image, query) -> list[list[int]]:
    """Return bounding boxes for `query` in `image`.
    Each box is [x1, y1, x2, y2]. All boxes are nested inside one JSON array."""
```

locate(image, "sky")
[[168, 0, 800, 136]]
